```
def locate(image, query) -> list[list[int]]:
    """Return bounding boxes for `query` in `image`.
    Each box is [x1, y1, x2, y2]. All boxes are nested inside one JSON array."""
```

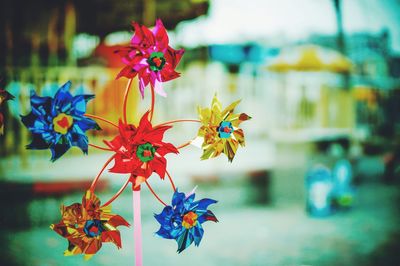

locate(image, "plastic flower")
[[155, 189, 218, 253], [50, 190, 130, 260], [115, 19, 184, 98], [21, 81, 100, 161], [104, 111, 178, 188], [0, 88, 14, 135], [197, 95, 251, 162]]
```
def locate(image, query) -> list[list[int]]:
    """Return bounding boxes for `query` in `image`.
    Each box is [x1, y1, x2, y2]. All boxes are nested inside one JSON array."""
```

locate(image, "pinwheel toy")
[[21, 81, 100, 161], [20, 19, 251, 266]]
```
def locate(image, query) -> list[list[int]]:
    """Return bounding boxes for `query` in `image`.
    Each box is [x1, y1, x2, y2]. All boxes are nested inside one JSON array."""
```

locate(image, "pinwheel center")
[[148, 52, 166, 71], [136, 142, 156, 162], [53, 113, 73, 135], [83, 219, 104, 238], [218, 121, 233, 139], [182, 211, 198, 229]]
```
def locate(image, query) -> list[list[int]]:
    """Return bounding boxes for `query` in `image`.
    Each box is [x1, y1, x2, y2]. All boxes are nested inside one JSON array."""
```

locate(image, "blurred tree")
[[73, 0, 209, 36], [332, 0, 350, 88], [333, 0, 345, 55], [0, 0, 209, 67]]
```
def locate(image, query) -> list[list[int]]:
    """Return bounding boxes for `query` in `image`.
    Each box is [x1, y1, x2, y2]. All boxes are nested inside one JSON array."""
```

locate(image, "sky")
[[176, 0, 400, 54]]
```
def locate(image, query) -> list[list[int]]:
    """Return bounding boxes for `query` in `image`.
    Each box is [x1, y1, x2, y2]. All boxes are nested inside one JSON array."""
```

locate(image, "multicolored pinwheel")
[[51, 190, 130, 260], [33, 18, 251, 265], [115, 19, 184, 98], [197, 95, 251, 162], [155, 189, 218, 253], [104, 111, 179, 188], [21, 81, 100, 161]]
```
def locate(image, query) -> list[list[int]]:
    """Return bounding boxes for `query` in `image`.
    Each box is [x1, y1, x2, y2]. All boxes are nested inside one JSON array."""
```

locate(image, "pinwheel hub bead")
[[182, 211, 198, 229], [218, 121, 233, 138], [148, 52, 166, 72], [136, 142, 156, 162], [83, 219, 104, 238], [53, 113, 73, 135]]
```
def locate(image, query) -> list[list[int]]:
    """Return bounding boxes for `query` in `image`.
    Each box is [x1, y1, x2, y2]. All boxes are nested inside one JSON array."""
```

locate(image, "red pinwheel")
[[115, 19, 184, 98], [104, 111, 178, 188]]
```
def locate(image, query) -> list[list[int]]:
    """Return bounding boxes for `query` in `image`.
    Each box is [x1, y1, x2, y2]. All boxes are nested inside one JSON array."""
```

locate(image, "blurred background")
[[0, 0, 400, 265]]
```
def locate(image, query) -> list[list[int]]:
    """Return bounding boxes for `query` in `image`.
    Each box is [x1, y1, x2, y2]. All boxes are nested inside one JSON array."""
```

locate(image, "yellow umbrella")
[[267, 45, 353, 73]]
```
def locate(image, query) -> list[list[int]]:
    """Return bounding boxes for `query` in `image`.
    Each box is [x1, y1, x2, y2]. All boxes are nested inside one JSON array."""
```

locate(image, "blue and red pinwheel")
[[21, 81, 100, 161], [154, 189, 218, 253]]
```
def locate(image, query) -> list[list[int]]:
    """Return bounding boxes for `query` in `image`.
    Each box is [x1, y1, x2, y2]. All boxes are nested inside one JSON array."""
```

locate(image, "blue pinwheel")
[[21, 81, 100, 161], [154, 189, 218, 253]]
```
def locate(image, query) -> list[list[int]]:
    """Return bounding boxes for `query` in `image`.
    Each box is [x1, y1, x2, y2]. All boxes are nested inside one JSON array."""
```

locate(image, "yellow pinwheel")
[[197, 95, 251, 162]]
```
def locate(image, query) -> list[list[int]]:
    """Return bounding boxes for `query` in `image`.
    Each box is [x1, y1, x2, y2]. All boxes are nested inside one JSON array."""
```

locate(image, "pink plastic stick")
[[133, 188, 143, 266]]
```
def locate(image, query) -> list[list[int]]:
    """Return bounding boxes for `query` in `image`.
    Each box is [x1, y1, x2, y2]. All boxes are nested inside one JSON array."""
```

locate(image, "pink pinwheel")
[[115, 19, 184, 98]]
